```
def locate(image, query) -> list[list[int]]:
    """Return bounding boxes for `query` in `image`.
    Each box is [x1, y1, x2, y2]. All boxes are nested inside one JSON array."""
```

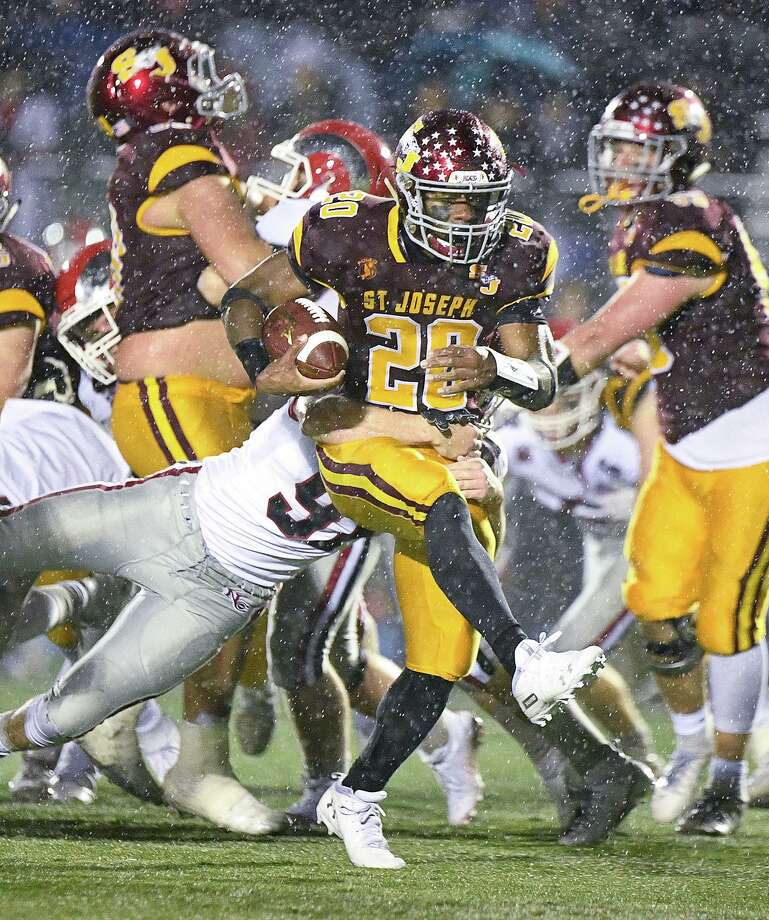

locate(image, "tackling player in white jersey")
[[0, 390, 606, 868]]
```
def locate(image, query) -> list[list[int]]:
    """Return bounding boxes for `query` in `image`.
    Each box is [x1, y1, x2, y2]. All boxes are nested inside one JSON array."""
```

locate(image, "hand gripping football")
[[262, 298, 348, 380]]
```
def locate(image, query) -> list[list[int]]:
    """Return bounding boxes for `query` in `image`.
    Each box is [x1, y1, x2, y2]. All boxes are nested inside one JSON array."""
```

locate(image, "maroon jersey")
[[0, 232, 79, 403], [607, 190, 769, 443], [108, 123, 237, 338], [288, 193, 556, 424]]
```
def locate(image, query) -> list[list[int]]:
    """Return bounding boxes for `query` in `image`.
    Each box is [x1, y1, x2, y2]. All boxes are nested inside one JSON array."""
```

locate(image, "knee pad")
[[643, 616, 703, 675]]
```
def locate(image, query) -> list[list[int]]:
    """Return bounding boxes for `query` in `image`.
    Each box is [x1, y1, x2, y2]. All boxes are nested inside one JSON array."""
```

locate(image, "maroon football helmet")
[[0, 156, 19, 232], [87, 28, 248, 140], [393, 110, 519, 264], [54, 240, 121, 385], [586, 83, 711, 207], [248, 119, 394, 205]]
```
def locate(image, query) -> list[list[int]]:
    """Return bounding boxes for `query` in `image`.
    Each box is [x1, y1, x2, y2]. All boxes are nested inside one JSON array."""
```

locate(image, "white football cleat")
[[79, 704, 164, 804], [163, 770, 287, 835], [317, 779, 405, 869], [419, 711, 484, 826], [511, 633, 605, 726], [652, 749, 709, 823]]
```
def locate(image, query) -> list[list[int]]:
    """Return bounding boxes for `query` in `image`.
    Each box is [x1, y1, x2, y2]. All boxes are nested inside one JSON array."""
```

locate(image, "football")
[[262, 298, 348, 380]]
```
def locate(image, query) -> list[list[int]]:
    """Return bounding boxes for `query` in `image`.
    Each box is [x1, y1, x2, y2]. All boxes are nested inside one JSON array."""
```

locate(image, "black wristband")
[[235, 337, 270, 384], [220, 286, 267, 314], [556, 354, 580, 388]]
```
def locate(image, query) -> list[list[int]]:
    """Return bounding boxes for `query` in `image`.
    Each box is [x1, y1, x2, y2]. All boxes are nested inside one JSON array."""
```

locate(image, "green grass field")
[[0, 688, 767, 920]]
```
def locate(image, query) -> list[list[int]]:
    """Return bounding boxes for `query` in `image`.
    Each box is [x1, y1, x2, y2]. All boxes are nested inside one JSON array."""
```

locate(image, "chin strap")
[[578, 184, 639, 214]]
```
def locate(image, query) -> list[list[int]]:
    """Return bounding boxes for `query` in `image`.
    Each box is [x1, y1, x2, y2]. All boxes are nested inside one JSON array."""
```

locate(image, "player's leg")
[[462, 643, 652, 844], [678, 459, 769, 835], [317, 542, 474, 868], [624, 443, 710, 824], [231, 614, 275, 756], [338, 596, 485, 829], [267, 547, 365, 825], [552, 533, 658, 767], [748, 659, 769, 805], [113, 376, 273, 823], [0, 549, 283, 833], [318, 439, 604, 718]]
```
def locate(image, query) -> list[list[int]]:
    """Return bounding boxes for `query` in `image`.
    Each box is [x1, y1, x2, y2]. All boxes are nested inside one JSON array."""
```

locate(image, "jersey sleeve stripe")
[[0, 289, 46, 323], [292, 220, 303, 267], [649, 230, 724, 267], [136, 197, 190, 237], [387, 205, 407, 263], [147, 144, 223, 194], [496, 284, 554, 313], [541, 237, 559, 283]]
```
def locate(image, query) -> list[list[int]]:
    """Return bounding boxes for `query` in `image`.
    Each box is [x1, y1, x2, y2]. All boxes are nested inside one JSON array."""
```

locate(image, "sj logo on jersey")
[[357, 257, 378, 280]]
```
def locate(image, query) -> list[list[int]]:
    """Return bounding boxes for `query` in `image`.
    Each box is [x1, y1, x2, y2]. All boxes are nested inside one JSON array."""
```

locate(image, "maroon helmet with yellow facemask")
[[583, 82, 711, 211], [87, 28, 248, 140]]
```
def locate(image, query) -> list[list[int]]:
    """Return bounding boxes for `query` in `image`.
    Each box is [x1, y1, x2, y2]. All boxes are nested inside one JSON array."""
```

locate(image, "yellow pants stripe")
[[736, 515, 769, 651]]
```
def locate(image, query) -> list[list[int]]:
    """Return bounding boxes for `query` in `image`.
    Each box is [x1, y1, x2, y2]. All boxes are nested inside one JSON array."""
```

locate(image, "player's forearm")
[[306, 398, 436, 446], [493, 323, 557, 411]]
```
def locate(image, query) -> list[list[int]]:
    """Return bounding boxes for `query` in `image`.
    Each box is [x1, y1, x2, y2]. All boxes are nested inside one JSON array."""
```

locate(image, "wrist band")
[[235, 337, 270, 384], [553, 343, 580, 387], [477, 346, 540, 393], [220, 286, 267, 313]]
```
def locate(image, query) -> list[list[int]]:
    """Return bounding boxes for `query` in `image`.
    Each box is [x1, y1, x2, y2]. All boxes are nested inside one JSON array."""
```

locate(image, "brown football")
[[262, 298, 348, 380]]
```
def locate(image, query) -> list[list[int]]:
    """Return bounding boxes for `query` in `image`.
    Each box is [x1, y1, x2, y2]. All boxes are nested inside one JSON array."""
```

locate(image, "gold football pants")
[[112, 375, 254, 475], [317, 437, 496, 681], [624, 442, 769, 655]]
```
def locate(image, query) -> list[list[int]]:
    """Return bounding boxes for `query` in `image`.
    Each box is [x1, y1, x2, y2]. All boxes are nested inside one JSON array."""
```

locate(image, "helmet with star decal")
[[393, 109, 521, 265]]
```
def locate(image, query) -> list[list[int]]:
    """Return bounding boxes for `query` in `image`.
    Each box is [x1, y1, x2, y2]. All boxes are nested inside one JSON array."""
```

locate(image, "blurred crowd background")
[[5, 0, 769, 299], [2, 0, 769, 647]]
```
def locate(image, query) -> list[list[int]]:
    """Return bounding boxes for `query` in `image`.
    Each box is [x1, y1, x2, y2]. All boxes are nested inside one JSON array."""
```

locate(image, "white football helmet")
[[55, 240, 121, 386], [519, 370, 607, 450]]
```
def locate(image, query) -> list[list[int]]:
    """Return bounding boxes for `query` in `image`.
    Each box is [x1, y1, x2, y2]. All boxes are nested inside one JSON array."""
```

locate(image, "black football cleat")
[[559, 752, 654, 846], [676, 783, 745, 836]]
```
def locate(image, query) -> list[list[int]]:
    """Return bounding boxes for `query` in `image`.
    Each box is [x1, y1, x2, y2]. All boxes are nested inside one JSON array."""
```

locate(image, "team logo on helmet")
[[667, 97, 712, 144]]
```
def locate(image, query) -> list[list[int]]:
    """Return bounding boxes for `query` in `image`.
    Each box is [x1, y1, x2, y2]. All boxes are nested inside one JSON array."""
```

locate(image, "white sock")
[[135, 701, 180, 783], [55, 741, 94, 779], [710, 644, 768, 735], [136, 699, 164, 735], [670, 707, 710, 754]]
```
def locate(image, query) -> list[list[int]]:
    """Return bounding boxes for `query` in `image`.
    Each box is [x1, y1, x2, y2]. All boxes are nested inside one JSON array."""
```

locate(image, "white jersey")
[[0, 398, 130, 506], [495, 413, 640, 536], [194, 401, 360, 588]]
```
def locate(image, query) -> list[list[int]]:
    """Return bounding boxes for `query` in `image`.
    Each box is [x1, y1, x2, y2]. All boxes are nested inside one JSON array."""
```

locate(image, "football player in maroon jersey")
[[87, 28, 283, 835], [553, 83, 769, 835], [223, 110, 651, 867]]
